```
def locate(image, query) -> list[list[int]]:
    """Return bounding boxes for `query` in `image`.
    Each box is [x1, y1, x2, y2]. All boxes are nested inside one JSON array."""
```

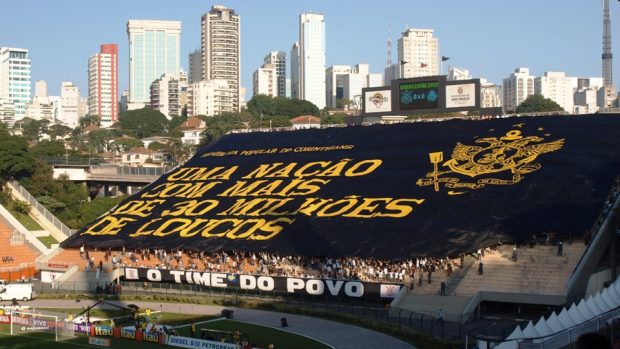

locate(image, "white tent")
[[567, 302, 587, 325], [587, 294, 606, 315], [545, 312, 564, 333], [601, 288, 618, 308], [522, 321, 539, 338], [576, 298, 595, 319], [557, 307, 576, 328], [534, 315, 553, 337]]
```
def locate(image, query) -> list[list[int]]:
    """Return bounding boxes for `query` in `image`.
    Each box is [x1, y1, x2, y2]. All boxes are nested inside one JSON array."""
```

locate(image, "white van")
[[0, 283, 36, 302]]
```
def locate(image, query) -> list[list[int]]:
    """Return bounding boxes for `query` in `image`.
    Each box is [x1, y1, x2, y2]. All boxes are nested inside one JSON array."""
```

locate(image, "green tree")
[[148, 141, 168, 151], [336, 98, 352, 110], [21, 118, 50, 142], [110, 137, 144, 152], [79, 114, 100, 128], [30, 140, 66, 158], [321, 113, 346, 125], [515, 94, 564, 114], [200, 113, 246, 146], [0, 130, 35, 180], [247, 94, 278, 117], [87, 129, 113, 153], [118, 108, 170, 138], [78, 196, 125, 226], [48, 124, 73, 140], [274, 97, 320, 117]]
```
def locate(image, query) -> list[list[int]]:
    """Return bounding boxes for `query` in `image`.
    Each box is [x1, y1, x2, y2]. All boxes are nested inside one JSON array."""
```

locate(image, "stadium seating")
[[0, 220, 40, 280]]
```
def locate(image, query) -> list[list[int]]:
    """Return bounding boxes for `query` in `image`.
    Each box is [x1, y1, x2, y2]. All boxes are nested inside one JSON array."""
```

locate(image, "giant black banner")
[[122, 267, 402, 302], [62, 115, 620, 259]]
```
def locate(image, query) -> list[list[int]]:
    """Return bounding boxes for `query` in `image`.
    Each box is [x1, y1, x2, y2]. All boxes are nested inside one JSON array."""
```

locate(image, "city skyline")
[[0, 0, 618, 101]]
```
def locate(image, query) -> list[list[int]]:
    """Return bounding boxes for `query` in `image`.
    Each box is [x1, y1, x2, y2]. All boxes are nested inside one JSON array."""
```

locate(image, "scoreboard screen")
[[398, 80, 440, 110]]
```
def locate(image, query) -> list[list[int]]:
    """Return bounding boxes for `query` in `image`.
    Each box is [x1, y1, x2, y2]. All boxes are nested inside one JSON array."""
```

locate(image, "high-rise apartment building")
[[0, 47, 31, 120], [299, 13, 326, 109], [188, 49, 201, 84], [59, 82, 80, 128], [264, 51, 286, 97], [534, 71, 574, 113], [88, 44, 118, 127], [290, 43, 300, 99], [127, 20, 181, 110], [201, 5, 240, 112], [150, 73, 181, 119], [502, 68, 534, 112], [398, 28, 439, 79], [34, 80, 47, 99], [253, 64, 277, 97], [188, 79, 231, 117]]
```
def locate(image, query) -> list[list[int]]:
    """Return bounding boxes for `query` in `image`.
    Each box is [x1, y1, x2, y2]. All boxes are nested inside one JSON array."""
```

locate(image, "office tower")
[[299, 13, 326, 109], [0, 47, 31, 120], [326, 64, 383, 108], [502, 68, 534, 112], [127, 20, 181, 110], [290, 42, 300, 99], [253, 64, 277, 97], [88, 44, 118, 127], [264, 51, 286, 97], [398, 28, 439, 78], [59, 82, 80, 128], [201, 5, 240, 112], [188, 49, 201, 84]]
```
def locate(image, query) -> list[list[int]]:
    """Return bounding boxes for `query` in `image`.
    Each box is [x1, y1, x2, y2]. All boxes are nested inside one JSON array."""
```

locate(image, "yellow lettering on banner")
[[152, 218, 192, 237], [377, 198, 426, 218], [219, 179, 330, 197], [167, 166, 238, 181], [112, 199, 165, 217], [129, 218, 162, 237], [141, 182, 221, 198], [249, 218, 296, 240], [162, 200, 220, 216], [242, 159, 382, 179], [315, 196, 361, 217], [344, 159, 383, 177], [218, 198, 295, 216], [82, 216, 136, 236], [342, 198, 392, 218], [201, 219, 243, 238], [224, 219, 267, 239]]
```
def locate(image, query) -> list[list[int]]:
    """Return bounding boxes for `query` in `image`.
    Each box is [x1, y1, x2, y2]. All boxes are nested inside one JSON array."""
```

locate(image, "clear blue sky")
[[1, 0, 618, 99]]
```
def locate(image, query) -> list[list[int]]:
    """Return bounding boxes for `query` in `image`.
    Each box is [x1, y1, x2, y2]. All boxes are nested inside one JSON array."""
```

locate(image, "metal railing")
[[89, 166, 172, 177], [515, 306, 620, 349], [8, 180, 73, 237]]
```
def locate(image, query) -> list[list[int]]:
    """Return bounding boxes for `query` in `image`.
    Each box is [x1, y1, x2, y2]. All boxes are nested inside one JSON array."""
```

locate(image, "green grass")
[[8, 210, 43, 231], [36, 235, 58, 248], [177, 319, 332, 349]]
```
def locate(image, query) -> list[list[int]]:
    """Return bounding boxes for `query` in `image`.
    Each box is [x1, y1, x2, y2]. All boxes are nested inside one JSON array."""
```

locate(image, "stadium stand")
[[0, 220, 40, 281]]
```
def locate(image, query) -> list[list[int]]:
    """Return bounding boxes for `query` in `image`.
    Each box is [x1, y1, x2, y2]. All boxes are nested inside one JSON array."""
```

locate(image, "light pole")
[[400, 60, 408, 79]]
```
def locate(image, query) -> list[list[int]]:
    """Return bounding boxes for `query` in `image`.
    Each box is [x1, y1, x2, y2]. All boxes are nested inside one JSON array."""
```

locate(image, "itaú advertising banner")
[[363, 89, 392, 113], [124, 267, 402, 302], [445, 83, 476, 108]]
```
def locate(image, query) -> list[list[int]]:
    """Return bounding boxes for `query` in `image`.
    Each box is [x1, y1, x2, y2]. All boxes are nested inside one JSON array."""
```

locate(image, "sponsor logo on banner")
[[125, 267, 139, 280], [364, 90, 392, 113], [143, 332, 160, 343], [94, 325, 114, 337], [121, 327, 136, 339], [89, 337, 111, 347], [167, 335, 237, 349], [445, 83, 476, 108], [0, 315, 10, 323], [380, 284, 402, 298]]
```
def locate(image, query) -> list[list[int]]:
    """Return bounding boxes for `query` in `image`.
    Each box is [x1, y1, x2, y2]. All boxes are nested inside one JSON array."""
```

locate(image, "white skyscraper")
[[534, 72, 574, 113], [290, 42, 300, 99], [34, 80, 47, 99], [127, 20, 181, 110], [201, 5, 240, 112], [253, 64, 277, 97], [326, 64, 382, 108], [0, 47, 31, 120], [264, 51, 286, 97], [398, 28, 439, 78], [188, 79, 232, 117], [59, 82, 80, 128], [503, 67, 535, 112], [150, 73, 181, 119], [299, 13, 326, 109]]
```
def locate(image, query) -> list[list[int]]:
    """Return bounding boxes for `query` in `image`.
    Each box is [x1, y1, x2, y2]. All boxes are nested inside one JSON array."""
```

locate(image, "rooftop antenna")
[[602, 0, 613, 86], [387, 23, 392, 67]]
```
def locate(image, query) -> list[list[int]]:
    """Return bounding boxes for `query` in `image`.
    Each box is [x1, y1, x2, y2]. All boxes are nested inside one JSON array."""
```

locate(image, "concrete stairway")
[[393, 293, 472, 322], [455, 243, 585, 296], [0, 221, 40, 267]]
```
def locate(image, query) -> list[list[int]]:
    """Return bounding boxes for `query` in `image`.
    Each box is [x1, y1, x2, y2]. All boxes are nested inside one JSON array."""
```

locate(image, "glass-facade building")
[[127, 20, 181, 108], [0, 47, 31, 120], [299, 13, 326, 109]]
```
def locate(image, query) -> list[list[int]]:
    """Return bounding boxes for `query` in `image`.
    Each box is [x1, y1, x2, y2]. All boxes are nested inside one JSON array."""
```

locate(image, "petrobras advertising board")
[[167, 335, 238, 349]]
